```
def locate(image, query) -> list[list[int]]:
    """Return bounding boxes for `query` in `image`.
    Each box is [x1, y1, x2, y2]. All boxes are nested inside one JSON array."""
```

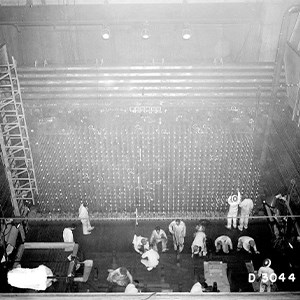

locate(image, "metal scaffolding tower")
[[0, 44, 38, 239]]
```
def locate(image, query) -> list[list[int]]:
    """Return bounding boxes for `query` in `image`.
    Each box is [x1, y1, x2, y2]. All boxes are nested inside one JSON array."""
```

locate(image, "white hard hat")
[[263, 258, 271, 267], [232, 195, 238, 202]]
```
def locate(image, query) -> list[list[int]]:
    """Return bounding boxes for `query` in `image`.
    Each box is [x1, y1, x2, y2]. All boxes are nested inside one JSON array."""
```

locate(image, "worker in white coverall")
[[169, 219, 186, 253], [258, 259, 275, 292], [141, 247, 160, 271], [132, 235, 149, 254], [107, 267, 133, 287], [7, 265, 55, 290], [238, 195, 254, 231], [150, 226, 168, 253], [78, 203, 94, 235], [191, 230, 207, 257], [124, 281, 139, 293], [226, 188, 241, 229], [215, 235, 233, 254], [237, 236, 260, 254], [190, 281, 203, 293], [62, 224, 76, 251]]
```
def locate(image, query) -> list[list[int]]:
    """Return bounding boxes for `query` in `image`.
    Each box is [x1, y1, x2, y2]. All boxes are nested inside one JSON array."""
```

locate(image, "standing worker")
[[238, 194, 254, 231], [257, 259, 275, 292], [62, 223, 76, 251], [78, 203, 94, 235], [169, 219, 186, 253], [226, 188, 241, 229]]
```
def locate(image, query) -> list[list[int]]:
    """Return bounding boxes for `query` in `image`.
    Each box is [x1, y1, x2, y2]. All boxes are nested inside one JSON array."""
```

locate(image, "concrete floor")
[[1, 218, 299, 293]]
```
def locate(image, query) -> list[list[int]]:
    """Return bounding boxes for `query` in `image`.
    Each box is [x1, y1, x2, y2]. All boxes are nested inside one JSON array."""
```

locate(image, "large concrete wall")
[[0, 1, 298, 65], [0, 2, 265, 65]]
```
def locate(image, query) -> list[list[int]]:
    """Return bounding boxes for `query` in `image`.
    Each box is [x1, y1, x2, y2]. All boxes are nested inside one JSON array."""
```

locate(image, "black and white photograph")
[[0, 1, 300, 299]]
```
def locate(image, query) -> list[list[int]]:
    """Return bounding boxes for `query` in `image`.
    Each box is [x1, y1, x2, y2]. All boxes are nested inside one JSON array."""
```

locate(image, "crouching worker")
[[215, 235, 233, 254], [107, 267, 133, 287], [125, 280, 140, 293], [190, 281, 203, 293], [132, 234, 149, 254], [141, 246, 160, 271], [7, 264, 56, 291], [237, 236, 260, 254], [150, 226, 168, 253], [191, 229, 207, 257]]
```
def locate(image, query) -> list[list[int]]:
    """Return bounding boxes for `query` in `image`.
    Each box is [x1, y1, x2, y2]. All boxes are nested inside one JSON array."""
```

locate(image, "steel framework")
[[0, 44, 38, 238]]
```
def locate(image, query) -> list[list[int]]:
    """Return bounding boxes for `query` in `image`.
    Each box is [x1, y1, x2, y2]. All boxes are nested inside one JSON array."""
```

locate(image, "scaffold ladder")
[[0, 45, 38, 239]]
